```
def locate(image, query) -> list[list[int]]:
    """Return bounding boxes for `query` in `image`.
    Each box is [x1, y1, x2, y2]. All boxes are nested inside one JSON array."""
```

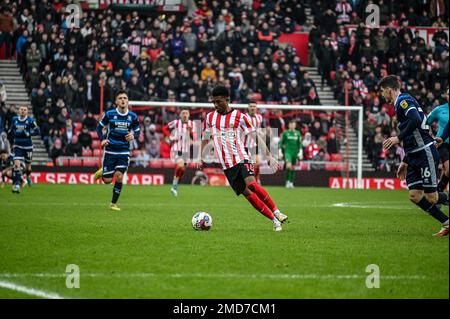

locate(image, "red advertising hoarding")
[[26, 172, 164, 185], [329, 177, 408, 190]]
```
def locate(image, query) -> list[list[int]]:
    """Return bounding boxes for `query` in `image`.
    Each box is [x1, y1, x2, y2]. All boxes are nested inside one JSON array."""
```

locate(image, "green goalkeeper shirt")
[[280, 129, 302, 154]]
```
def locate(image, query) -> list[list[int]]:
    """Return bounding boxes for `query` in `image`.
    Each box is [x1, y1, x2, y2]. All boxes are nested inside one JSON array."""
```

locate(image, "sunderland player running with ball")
[[427, 88, 449, 192], [94, 90, 141, 211], [200, 86, 288, 231], [163, 109, 198, 197], [9, 105, 40, 193], [381, 76, 449, 237]]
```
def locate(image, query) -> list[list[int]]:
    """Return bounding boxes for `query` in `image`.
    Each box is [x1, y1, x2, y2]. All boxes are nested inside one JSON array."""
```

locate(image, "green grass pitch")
[[0, 184, 448, 298]]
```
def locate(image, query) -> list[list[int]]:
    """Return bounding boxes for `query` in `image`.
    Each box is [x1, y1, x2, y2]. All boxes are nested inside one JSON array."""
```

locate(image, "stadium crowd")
[[0, 0, 448, 171]]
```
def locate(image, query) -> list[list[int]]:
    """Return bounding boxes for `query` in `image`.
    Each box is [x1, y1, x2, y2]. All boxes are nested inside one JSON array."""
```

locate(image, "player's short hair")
[[378, 75, 400, 90], [19, 105, 28, 109], [115, 89, 128, 99], [248, 100, 257, 105], [180, 108, 190, 113], [212, 86, 229, 98], [0, 149, 8, 155]]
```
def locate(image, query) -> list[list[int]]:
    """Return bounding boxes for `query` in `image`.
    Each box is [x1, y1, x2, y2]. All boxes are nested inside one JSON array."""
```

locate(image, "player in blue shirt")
[[381, 76, 449, 237], [93, 90, 141, 211], [427, 88, 449, 192], [8, 105, 40, 193]]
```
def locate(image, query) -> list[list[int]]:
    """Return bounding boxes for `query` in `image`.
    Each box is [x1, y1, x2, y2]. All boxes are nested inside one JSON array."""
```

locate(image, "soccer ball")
[[192, 212, 213, 231]]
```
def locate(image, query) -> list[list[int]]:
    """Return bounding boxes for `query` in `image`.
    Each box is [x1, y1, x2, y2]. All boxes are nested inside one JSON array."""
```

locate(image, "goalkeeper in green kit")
[[279, 119, 302, 188]]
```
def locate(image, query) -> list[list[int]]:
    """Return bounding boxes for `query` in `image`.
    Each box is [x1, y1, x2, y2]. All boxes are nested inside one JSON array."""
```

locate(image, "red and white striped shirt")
[[203, 110, 255, 170], [167, 119, 197, 153], [245, 113, 264, 149]]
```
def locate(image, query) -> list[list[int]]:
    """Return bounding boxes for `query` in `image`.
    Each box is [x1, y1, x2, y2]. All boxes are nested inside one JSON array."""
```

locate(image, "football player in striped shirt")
[[201, 86, 288, 231], [163, 109, 197, 197], [94, 90, 141, 211], [246, 101, 265, 184]]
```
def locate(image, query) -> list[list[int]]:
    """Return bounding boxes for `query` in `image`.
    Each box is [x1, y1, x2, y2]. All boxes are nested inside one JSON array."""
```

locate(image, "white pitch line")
[[0, 280, 64, 299], [332, 203, 414, 210], [0, 273, 435, 281]]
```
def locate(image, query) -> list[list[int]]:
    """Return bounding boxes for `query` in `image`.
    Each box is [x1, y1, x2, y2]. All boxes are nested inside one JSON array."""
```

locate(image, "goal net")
[[125, 101, 364, 184]]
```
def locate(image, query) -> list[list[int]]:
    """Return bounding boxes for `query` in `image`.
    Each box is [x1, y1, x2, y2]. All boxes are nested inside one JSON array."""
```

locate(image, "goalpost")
[[128, 101, 364, 186]]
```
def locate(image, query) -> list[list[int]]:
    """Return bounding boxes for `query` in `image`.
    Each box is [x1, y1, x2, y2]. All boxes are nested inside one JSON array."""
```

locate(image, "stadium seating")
[[82, 148, 93, 157], [69, 158, 83, 166], [92, 140, 101, 149], [83, 158, 100, 167], [93, 149, 102, 157]]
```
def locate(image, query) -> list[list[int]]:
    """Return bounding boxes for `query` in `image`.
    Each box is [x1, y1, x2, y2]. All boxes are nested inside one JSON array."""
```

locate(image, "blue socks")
[[112, 182, 123, 204], [416, 197, 449, 224]]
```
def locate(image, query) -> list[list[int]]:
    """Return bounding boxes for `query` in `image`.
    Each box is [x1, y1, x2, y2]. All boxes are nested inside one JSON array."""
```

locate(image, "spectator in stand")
[[147, 139, 160, 159], [317, 38, 335, 88], [309, 120, 324, 141], [375, 106, 391, 125], [311, 149, 327, 170], [78, 126, 93, 150], [305, 139, 321, 160], [83, 112, 97, 131], [50, 138, 63, 166], [65, 135, 82, 157], [160, 136, 171, 159], [327, 132, 340, 154], [0, 7, 14, 59], [372, 126, 384, 169], [201, 62, 217, 81], [135, 150, 150, 168], [62, 121, 74, 148], [335, 0, 353, 24]]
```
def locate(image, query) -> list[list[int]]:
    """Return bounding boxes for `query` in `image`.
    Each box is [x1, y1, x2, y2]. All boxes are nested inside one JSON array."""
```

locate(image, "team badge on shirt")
[[400, 100, 409, 109]]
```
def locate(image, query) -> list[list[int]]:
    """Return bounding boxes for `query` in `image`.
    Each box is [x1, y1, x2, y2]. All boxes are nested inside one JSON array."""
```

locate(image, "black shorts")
[[438, 143, 449, 163], [13, 147, 33, 164], [224, 160, 255, 196], [404, 146, 440, 193], [102, 153, 130, 178]]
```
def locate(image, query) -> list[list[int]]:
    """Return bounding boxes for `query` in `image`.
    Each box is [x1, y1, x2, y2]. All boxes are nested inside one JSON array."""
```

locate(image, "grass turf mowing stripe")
[[0, 280, 65, 299]]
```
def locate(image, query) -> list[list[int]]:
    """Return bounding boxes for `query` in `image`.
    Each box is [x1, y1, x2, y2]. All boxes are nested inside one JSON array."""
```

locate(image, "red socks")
[[245, 193, 275, 220], [248, 182, 278, 212]]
